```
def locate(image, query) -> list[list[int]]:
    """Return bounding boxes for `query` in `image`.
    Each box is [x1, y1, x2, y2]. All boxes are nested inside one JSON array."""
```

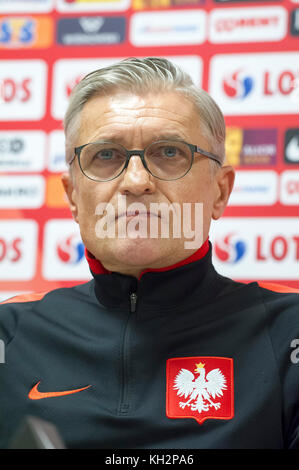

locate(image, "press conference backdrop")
[[0, 0, 299, 301]]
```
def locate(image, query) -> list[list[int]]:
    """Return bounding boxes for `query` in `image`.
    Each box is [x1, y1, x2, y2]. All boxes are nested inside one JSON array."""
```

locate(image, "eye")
[[97, 149, 114, 160], [92, 147, 124, 162], [163, 146, 177, 158]]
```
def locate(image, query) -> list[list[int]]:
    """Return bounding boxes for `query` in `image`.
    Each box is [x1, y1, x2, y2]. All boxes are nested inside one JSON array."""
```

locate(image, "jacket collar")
[[85, 238, 209, 278], [86, 239, 219, 312]]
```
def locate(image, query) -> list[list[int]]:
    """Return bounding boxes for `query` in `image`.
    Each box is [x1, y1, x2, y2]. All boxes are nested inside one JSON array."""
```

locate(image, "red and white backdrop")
[[0, 0, 298, 301]]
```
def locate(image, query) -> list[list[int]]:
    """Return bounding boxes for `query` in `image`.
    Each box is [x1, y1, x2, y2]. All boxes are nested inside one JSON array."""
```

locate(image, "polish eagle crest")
[[173, 362, 227, 413]]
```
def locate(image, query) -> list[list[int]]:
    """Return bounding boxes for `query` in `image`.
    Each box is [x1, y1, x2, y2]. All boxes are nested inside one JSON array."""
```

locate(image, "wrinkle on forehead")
[[106, 93, 194, 121], [78, 92, 199, 146], [82, 92, 194, 121], [87, 125, 191, 148]]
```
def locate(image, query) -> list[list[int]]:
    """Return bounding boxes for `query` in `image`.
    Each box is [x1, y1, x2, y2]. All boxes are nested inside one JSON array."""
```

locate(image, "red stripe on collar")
[[85, 238, 210, 278], [138, 239, 209, 279], [85, 248, 111, 275]]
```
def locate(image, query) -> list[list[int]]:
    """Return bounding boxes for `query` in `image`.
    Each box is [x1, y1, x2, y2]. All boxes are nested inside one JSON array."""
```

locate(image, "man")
[[0, 57, 298, 449]]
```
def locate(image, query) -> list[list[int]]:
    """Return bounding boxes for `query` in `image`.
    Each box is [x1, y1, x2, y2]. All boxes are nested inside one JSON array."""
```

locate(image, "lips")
[[116, 211, 161, 220]]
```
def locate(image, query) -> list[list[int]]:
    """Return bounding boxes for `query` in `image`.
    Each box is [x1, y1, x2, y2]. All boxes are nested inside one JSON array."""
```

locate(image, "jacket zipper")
[[118, 291, 137, 415], [130, 292, 137, 313]]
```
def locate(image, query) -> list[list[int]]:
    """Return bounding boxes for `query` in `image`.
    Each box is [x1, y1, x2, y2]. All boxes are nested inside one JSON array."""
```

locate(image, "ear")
[[212, 165, 235, 220], [61, 172, 79, 223]]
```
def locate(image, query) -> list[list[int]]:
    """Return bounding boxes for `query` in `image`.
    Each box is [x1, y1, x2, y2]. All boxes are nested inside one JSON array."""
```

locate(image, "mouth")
[[117, 211, 161, 220]]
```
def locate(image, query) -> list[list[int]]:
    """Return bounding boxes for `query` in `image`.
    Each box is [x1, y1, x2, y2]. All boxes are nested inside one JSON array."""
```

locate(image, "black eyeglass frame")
[[69, 140, 222, 182]]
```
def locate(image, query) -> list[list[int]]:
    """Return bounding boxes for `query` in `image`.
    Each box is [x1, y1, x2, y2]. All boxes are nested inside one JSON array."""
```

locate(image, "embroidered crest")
[[166, 356, 234, 424]]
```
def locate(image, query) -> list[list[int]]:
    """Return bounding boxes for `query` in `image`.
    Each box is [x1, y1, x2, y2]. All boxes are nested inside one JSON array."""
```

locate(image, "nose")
[[119, 154, 156, 196]]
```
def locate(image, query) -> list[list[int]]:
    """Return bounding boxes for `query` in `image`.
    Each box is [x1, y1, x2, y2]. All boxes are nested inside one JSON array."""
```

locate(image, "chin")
[[119, 238, 162, 265], [101, 237, 174, 270]]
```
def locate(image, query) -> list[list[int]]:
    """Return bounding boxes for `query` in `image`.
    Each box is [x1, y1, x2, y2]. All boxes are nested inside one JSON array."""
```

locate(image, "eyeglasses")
[[69, 140, 222, 182]]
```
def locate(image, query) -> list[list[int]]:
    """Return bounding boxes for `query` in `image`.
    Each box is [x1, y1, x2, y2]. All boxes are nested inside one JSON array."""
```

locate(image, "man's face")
[[62, 91, 234, 277]]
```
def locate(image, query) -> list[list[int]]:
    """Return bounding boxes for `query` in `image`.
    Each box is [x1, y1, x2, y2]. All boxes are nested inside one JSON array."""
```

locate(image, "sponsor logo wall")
[[0, 0, 298, 300]]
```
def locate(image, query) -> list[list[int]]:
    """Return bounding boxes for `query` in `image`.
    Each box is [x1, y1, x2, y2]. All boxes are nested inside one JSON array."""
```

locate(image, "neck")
[[85, 239, 210, 279]]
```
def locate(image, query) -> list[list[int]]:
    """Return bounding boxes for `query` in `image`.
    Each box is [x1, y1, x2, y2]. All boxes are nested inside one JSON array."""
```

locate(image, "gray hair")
[[63, 57, 225, 167]]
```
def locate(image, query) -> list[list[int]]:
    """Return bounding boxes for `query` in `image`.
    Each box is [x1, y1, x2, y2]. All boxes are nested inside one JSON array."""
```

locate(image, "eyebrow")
[[90, 132, 187, 145], [152, 133, 186, 142]]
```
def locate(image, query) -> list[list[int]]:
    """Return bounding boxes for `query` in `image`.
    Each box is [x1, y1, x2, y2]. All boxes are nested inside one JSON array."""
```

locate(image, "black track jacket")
[[0, 244, 298, 449]]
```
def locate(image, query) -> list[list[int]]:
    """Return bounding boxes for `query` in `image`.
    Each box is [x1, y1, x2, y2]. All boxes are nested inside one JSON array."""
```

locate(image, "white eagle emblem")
[[173, 362, 227, 414]]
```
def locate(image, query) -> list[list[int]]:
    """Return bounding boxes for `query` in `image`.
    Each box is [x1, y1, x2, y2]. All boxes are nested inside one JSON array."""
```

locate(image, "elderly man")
[[0, 57, 298, 449]]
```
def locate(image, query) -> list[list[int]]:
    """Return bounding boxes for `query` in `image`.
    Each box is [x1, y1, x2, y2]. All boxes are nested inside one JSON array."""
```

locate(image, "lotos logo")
[[214, 233, 246, 263], [0, 237, 22, 263], [56, 234, 84, 264], [65, 74, 84, 98], [0, 60, 46, 120], [210, 217, 299, 280], [222, 69, 254, 99], [210, 52, 299, 115], [0, 220, 37, 281], [43, 219, 91, 280]]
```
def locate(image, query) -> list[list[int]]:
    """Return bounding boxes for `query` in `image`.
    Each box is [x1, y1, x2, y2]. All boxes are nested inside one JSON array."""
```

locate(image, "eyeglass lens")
[[79, 141, 192, 181]]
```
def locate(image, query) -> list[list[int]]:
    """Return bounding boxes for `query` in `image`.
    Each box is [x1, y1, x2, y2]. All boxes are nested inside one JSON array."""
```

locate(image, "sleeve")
[[0, 303, 19, 346], [287, 337, 299, 449], [0, 303, 19, 449], [0, 291, 47, 345], [261, 288, 299, 449]]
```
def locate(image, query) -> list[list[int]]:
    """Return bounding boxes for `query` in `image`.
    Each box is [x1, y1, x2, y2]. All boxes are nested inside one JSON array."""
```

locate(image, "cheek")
[[74, 180, 113, 222], [75, 190, 95, 222], [170, 174, 213, 205], [172, 175, 215, 230]]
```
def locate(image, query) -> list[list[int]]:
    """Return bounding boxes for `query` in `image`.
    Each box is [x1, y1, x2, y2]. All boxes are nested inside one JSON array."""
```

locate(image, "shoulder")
[[255, 283, 299, 448], [256, 281, 299, 322], [0, 280, 94, 307], [257, 281, 299, 295], [0, 281, 94, 344], [0, 291, 50, 305], [255, 281, 299, 381], [214, 274, 299, 337], [242, 281, 299, 339]]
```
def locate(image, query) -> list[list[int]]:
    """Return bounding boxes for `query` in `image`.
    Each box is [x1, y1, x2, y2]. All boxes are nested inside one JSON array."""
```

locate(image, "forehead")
[[77, 91, 202, 146]]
